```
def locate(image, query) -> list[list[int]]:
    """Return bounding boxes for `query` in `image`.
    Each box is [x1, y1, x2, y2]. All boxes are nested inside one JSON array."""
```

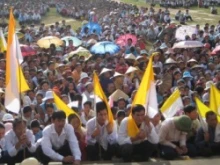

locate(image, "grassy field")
[[121, 0, 220, 25], [10, 8, 82, 31]]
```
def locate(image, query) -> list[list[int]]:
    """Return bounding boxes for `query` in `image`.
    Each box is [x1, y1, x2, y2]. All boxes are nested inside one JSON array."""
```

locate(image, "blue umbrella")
[[81, 22, 102, 36], [90, 41, 120, 55]]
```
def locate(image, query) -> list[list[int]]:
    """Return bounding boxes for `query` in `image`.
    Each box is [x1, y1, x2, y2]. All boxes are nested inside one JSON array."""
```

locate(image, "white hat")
[[140, 50, 148, 55], [125, 66, 138, 74], [80, 73, 89, 82], [99, 68, 112, 75], [2, 113, 14, 122], [187, 59, 198, 63], [205, 81, 213, 90], [165, 48, 175, 55], [165, 58, 177, 64], [0, 88, 4, 93], [125, 53, 136, 60], [43, 91, 54, 102], [111, 72, 124, 79], [160, 43, 168, 49], [136, 55, 145, 60], [21, 158, 39, 165]]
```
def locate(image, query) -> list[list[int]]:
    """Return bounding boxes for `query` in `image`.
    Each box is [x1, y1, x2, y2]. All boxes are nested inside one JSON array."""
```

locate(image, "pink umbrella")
[[212, 45, 220, 54], [116, 34, 137, 47], [20, 44, 37, 57]]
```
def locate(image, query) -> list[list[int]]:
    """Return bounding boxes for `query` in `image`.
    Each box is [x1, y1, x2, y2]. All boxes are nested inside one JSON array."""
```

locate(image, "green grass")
[[9, 8, 82, 31], [121, 0, 220, 25]]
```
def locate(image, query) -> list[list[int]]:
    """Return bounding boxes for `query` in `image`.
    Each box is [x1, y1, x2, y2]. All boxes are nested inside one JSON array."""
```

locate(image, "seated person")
[[211, 6, 218, 14], [86, 101, 118, 161], [195, 111, 220, 156], [80, 101, 95, 126], [175, 10, 181, 20], [68, 114, 87, 161], [118, 104, 158, 162], [37, 111, 81, 165], [184, 9, 193, 21], [5, 118, 36, 164], [30, 119, 42, 142], [159, 115, 197, 160], [0, 123, 7, 164]]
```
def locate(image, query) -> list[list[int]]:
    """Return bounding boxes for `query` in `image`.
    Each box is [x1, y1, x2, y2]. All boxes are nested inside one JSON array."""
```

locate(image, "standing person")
[[37, 111, 81, 165], [86, 102, 118, 161], [5, 118, 37, 165], [118, 104, 158, 162]]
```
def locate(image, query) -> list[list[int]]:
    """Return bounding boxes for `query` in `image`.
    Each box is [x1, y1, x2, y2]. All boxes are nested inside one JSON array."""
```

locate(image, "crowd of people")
[[0, 0, 220, 164]]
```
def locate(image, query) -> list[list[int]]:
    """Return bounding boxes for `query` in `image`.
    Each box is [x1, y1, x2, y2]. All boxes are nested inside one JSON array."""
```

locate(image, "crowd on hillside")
[[0, 0, 220, 165]]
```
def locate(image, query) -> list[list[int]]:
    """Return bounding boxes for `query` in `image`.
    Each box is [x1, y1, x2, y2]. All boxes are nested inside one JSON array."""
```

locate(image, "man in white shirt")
[[159, 115, 196, 160], [5, 118, 36, 164], [118, 104, 158, 162], [37, 111, 81, 165], [86, 101, 118, 161]]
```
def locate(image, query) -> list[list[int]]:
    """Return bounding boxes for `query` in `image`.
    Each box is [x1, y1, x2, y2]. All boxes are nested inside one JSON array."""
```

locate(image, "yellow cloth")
[[93, 72, 114, 124], [128, 55, 154, 137], [209, 84, 220, 117]]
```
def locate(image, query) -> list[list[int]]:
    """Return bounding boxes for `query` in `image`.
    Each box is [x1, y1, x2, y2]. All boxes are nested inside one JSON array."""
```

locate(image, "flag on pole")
[[209, 84, 220, 115], [128, 54, 158, 137], [53, 92, 80, 119], [161, 89, 183, 118], [93, 72, 114, 124], [5, 9, 29, 114], [0, 28, 7, 52], [195, 97, 208, 132]]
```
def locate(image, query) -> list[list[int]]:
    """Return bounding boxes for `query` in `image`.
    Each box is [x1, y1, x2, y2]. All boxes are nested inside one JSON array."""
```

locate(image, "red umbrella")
[[116, 34, 137, 47], [20, 44, 37, 57]]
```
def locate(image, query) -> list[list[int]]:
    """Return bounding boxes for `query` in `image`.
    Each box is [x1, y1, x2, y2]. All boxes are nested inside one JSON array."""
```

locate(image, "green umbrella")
[[61, 36, 82, 47], [4, 31, 24, 39]]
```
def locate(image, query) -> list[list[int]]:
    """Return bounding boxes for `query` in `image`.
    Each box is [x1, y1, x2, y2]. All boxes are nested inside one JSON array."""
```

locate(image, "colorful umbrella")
[[116, 34, 137, 47], [68, 47, 92, 60], [90, 41, 120, 55], [81, 22, 102, 35], [4, 31, 24, 39], [37, 36, 63, 48], [61, 36, 82, 47], [173, 41, 203, 49], [20, 44, 37, 57], [175, 26, 196, 41]]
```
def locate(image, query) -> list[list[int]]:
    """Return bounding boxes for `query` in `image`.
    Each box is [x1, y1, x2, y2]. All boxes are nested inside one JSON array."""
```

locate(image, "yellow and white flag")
[[209, 84, 220, 115], [5, 9, 29, 114], [161, 89, 183, 118], [128, 54, 158, 137], [0, 28, 7, 52]]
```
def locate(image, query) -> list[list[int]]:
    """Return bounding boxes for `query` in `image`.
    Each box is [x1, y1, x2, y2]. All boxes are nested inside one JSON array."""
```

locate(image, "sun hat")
[[174, 115, 192, 132], [99, 68, 112, 75], [42, 91, 54, 102], [204, 81, 214, 90], [182, 71, 193, 79], [2, 113, 14, 122]]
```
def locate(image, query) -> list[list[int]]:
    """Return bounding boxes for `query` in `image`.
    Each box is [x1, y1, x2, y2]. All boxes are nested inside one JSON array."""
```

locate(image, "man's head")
[[83, 101, 92, 113], [132, 104, 145, 126], [23, 106, 32, 119], [206, 111, 218, 128], [13, 118, 27, 137], [96, 102, 108, 125], [30, 119, 41, 135], [52, 111, 66, 134], [174, 115, 192, 132], [183, 105, 198, 120]]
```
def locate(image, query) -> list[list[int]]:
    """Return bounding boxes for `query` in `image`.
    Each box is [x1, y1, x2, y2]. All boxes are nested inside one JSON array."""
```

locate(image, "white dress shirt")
[[41, 123, 81, 161], [5, 129, 36, 157], [118, 117, 159, 145], [159, 118, 187, 148], [86, 117, 117, 150]]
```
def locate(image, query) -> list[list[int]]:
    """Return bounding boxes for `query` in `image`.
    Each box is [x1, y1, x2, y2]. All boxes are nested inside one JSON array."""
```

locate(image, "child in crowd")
[[30, 119, 42, 142]]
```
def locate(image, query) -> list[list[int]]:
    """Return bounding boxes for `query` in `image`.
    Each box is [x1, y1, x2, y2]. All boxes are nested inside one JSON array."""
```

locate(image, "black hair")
[[45, 103, 54, 110], [52, 111, 66, 120], [23, 106, 32, 114], [12, 118, 26, 129], [83, 101, 92, 107], [117, 110, 126, 118], [183, 105, 196, 114], [205, 111, 216, 120], [68, 114, 79, 124], [30, 119, 40, 128], [132, 104, 145, 115], [96, 101, 107, 114]]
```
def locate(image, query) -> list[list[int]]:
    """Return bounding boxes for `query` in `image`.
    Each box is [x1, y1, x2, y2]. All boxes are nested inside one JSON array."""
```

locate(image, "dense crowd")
[[0, 0, 220, 165]]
